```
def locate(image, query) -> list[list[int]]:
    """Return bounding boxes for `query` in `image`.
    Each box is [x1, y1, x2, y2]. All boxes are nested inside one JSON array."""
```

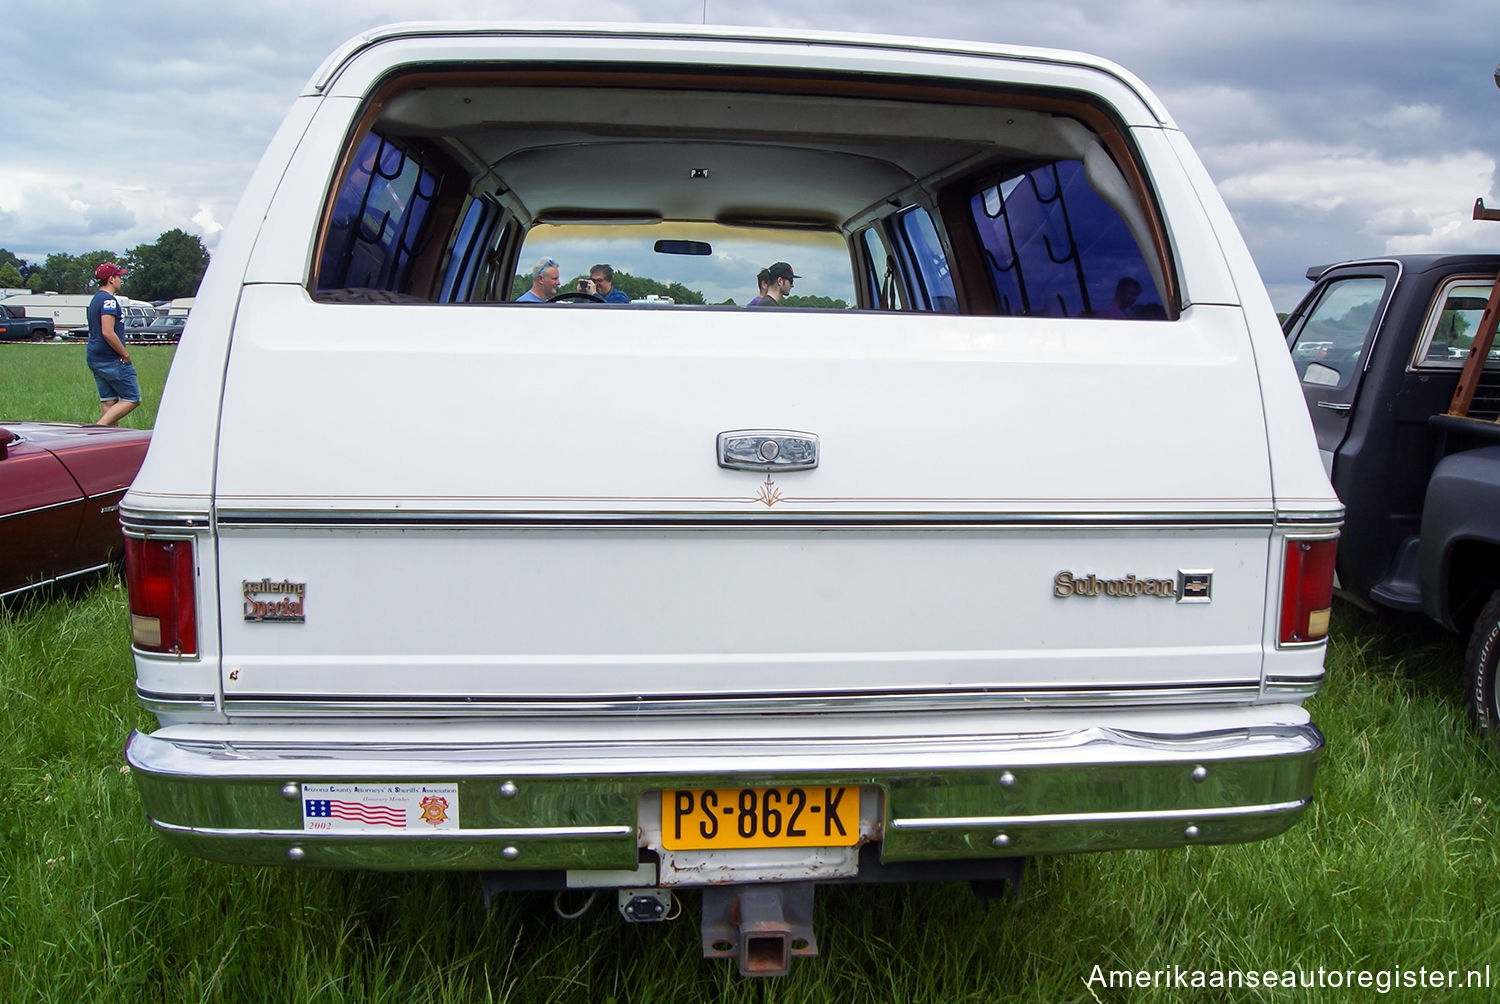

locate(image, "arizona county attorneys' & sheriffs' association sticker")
[[301, 782, 459, 832]]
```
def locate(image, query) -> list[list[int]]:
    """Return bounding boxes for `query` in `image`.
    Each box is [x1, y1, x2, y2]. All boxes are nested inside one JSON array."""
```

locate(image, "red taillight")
[[123, 537, 197, 656], [1280, 537, 1338, 645]]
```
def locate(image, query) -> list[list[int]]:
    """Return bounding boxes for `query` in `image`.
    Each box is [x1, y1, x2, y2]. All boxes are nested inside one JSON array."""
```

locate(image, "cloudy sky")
[[3, 0, 1497, 309]]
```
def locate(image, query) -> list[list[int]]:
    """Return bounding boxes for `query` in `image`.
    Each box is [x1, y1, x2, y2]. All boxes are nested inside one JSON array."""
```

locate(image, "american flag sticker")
[[301, 783, 460, 833]]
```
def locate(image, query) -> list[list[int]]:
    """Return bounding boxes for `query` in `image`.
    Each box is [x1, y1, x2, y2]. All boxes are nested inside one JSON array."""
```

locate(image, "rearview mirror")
[[0, 427, 15, 461], [654, 239, 712, 256]]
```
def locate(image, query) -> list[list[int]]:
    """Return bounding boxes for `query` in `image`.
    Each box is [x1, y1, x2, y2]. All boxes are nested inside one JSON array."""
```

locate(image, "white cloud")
[[1216, 144, 1495, 246]]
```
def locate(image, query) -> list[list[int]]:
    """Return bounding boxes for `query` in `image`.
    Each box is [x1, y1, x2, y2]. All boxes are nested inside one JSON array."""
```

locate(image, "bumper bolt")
[[287, 845, 306, 862], [992, 832, 1011, 848], [1184, 825, 1200, 840], [1191, 766, 1208, 782], [502, 845, 520, 860], [281, 782, 300, 800], [499, 781, 519, 798], [998, 771, 1016, 787]]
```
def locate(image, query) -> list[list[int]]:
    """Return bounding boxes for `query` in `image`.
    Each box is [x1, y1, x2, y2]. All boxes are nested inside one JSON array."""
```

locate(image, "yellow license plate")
[[661, 786, 859, 850]]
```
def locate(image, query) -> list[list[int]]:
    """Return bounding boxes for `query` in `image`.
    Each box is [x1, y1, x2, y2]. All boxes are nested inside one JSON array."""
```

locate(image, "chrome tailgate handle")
[[717, 430, 819, 471]]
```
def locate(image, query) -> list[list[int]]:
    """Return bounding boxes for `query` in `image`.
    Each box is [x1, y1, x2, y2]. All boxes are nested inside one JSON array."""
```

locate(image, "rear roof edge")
[[305, 21, 1174, 127]]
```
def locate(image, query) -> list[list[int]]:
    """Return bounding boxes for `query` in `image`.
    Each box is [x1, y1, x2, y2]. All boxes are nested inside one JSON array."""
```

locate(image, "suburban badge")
[[1053, 571, 1178, 599]]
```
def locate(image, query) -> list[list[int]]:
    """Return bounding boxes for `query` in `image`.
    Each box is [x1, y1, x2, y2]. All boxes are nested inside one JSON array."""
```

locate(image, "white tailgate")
[[213, 284, 1272, 701]]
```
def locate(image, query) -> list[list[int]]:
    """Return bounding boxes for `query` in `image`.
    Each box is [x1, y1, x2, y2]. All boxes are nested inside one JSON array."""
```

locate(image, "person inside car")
[[516, 257, 562, 301], [590, 264, 630, 304], [750, 262, 799, 306]]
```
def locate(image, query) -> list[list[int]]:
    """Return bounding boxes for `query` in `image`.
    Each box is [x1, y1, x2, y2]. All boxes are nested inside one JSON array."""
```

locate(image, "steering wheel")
[[546, 291, 605, 303]]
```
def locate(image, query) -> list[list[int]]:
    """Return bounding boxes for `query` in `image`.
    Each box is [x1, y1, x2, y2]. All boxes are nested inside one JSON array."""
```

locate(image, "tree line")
[[0, 229, 210, 302]]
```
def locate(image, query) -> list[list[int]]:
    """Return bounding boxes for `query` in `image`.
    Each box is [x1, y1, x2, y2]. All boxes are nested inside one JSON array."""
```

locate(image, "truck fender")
[[1419, 446, 1500, 630]]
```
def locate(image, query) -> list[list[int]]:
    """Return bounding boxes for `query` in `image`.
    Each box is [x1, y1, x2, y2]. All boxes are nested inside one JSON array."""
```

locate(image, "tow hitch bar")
[[700, 883, 817, 977]]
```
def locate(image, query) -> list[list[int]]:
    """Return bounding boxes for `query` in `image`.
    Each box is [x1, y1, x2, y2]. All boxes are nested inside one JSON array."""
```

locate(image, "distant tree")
[[0, 248, 36, 282], [27, 251, 120, 294], [609, 270, 705, 305], [0, 263, 24, 289], [781, 294, 849, 309], [126, 229, 210, 301]]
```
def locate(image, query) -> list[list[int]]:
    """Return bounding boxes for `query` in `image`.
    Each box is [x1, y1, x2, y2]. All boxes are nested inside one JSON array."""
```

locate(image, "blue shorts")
[[89, 357, 141, 403]]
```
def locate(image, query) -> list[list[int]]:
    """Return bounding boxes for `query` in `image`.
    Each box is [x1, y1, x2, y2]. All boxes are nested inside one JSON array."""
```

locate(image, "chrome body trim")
[[211, 509, 1285, 530], [0, 562, 112, 600], [0, 497, 78, 523], [152, 819, 634, 841], [137, 689, 218, 714], [888, 798, 1307, 830], [119, 508, 211, 532], [219, 684, 1266, 718], [127, 721, 1323, 873]]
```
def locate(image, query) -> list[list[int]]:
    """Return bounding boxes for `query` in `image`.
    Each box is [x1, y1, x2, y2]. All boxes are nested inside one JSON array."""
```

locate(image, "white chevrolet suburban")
[[123, 23, 1341, 976]]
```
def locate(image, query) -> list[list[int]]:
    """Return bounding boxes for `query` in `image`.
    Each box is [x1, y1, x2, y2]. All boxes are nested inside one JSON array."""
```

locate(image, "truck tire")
[[1464, 588, 1500, 739]]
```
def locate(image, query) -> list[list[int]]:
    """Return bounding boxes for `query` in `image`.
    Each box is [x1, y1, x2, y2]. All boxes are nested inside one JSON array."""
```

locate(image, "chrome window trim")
[[1407, 273, 1500, 373]]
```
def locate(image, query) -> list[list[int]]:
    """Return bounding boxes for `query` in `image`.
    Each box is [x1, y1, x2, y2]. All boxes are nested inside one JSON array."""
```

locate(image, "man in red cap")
[[86, 262, 140, 426]]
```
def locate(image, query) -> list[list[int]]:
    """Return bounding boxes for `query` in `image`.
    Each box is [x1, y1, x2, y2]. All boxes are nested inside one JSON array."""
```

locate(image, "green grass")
[[4, 347, 1500, 1000], [0, 343, 173, 429]]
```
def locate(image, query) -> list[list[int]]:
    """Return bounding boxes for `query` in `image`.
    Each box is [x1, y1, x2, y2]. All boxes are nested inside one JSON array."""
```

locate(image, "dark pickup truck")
[[1283, 249, 1500, 736], [1, 303, 55, 341]]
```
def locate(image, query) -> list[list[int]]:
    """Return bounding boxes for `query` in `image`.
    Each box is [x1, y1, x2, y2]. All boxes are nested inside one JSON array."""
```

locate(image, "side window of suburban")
[[1414, 279, 1500, 369], [1286, 276, 1389, 390], [858, 225, 904, 310], [318, 133, 441, 293], [439, 197, 507, 303], [967, 160, 1164, 320], [896, 207, 958, 312]]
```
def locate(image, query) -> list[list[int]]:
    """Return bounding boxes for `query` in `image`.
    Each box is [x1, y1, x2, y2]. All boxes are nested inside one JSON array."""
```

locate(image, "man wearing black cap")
[[749, 262, 800, 306], [86, 262, 141, 426]]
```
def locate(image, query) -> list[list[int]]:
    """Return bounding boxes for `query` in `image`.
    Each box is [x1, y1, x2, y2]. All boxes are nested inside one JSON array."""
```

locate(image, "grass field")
[[3, 345, 1500, 1001], [0, 342, 173, 429]]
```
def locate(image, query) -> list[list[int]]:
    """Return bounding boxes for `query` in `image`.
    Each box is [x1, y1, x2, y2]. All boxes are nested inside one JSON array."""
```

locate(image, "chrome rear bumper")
[[127, 720, 1323, 877]]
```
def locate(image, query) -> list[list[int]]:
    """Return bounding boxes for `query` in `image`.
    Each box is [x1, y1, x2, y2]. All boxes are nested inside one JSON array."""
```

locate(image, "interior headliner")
[[376, 84, 1088, 228]]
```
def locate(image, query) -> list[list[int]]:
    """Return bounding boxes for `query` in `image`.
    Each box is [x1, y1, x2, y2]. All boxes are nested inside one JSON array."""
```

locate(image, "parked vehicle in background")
[[0, 423, 151, 599], [0, 303, 54, 342], [121, 24, 1339, 977], [66, 304, 158, 341], [1283, 248, 1500, 736], [135, 315, 186, 342], [2, 292, 150, 332]]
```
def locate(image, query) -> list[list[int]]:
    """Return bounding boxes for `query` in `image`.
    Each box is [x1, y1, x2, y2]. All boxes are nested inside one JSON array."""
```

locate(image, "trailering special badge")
[[243, 578, 306, 622], [301, 783, 460, 832]]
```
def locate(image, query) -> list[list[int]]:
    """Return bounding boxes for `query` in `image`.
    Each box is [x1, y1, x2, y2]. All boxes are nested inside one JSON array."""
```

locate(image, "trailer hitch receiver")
[[700, 883, 817, 977]]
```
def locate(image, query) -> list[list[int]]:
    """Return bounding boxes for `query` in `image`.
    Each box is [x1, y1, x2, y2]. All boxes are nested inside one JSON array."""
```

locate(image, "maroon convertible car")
[[0, 422, 150, 599]]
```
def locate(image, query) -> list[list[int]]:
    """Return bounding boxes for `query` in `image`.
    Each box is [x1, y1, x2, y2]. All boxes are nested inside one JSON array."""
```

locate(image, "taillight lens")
[[123, 537, 197, 656], [1280, 537, 1338, 645]]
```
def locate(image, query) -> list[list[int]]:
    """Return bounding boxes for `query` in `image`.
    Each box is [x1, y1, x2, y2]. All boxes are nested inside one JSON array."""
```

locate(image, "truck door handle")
[[1316, 401, 1352, 413], [717, 430, 819, 471]]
